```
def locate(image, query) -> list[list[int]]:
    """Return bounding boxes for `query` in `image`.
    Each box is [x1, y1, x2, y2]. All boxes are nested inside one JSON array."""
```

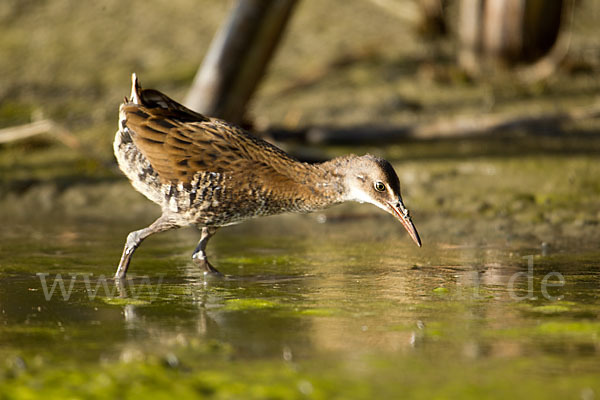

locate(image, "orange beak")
[[387, 199, 421, 247]]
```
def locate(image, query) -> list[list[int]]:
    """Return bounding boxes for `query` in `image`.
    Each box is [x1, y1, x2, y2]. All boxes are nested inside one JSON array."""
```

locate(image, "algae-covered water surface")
[[1, 152, 599, 399]]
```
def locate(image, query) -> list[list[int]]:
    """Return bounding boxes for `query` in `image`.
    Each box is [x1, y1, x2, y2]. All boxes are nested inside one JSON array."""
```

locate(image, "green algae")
[[0, 325, 62, 338], [223, 298, 279, 311], [99, 297, 151, 306], [432, 287, 450, 295], [529, 304, 571, 314], [1, 348, 599, 400], [536, 321, 600, 337], [297, 308, 340, 317]]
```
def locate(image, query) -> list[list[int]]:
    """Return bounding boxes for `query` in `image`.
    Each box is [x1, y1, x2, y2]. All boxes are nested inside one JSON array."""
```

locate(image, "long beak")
[[387, 199, 422, 247]]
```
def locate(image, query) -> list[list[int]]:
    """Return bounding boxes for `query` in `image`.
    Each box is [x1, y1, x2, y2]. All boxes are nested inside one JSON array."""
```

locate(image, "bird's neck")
[[291, 156, 355, 211]]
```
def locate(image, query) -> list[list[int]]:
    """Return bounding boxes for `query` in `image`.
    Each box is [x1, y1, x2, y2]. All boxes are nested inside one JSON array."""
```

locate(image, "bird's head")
[[341, 154, 421, 247]]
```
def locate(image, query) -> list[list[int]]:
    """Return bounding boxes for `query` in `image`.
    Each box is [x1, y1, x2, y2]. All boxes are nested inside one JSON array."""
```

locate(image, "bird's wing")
[[120, 85, 306, 191]]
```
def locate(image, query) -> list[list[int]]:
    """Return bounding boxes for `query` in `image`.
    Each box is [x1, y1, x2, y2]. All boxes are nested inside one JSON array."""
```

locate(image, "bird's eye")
[[374, 181, 386, 192]]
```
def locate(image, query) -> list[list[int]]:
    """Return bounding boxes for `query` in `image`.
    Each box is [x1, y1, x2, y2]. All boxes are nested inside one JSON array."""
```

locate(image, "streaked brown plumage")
[[114, 74, 420, 279]]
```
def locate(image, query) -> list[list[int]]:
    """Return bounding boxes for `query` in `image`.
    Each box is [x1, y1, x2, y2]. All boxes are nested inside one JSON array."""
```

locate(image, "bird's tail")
[[123, 73, 209, 122], [129, 73, 142, 105]]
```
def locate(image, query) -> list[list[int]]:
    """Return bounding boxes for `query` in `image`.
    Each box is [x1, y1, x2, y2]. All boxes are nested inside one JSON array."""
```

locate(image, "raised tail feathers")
[[130, 73, 142, 105]]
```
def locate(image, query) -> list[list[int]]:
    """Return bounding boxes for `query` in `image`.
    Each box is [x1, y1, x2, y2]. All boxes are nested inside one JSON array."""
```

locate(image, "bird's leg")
[[192, 227, 221, 275], [115, 215, 178, 279]]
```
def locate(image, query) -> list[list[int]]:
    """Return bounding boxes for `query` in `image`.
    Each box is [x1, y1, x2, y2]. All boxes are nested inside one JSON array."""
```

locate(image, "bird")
[[113, 73, 421, 279]]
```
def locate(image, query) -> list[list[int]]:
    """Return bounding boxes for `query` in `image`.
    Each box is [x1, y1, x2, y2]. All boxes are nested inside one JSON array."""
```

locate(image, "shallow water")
[[1, 200, 599, 398]]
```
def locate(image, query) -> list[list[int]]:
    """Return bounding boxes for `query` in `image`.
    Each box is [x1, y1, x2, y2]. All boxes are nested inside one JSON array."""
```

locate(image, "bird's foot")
[[192, 255, 223, 277]]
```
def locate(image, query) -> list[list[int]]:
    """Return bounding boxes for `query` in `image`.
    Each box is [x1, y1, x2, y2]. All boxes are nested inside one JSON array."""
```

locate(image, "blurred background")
[[2, 0, 600, 246], [2, 0, 600, 197]]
